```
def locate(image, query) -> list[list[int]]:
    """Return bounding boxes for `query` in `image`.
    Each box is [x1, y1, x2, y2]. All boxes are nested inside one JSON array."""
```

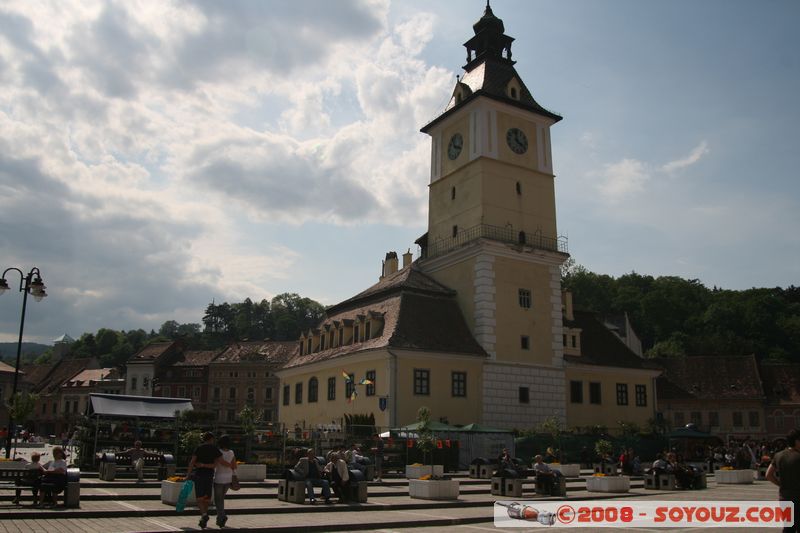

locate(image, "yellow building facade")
[[277, 4, 660, 435]]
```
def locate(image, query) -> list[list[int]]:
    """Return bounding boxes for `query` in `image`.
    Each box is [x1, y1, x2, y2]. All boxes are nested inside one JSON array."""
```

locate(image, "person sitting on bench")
[[41, 447, 68, 507], [325, 451, 350, 503], [495, 448, 519, 478], [533, 454, 562, 494], [124, 440, 145, 482], [12, 452, 44, 506]]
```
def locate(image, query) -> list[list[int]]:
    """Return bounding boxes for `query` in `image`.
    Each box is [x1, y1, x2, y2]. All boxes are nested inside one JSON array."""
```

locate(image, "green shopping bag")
[[176, 479, 194, 512]]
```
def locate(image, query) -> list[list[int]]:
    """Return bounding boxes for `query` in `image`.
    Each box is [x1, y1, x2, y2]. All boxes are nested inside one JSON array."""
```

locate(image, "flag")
[[359, 378, 373, 385], [342, 371, 351, 381]]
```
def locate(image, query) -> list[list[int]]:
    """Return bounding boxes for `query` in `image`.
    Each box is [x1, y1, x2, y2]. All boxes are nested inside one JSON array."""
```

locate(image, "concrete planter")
[[586, 475, 630, 493], [716, 469, 754, 484], [408, 479, 459, 500], [405, 465, 444, 479], [235, 464, 266, 482], [161, 480, 196, 506], [552, 464, 580, 477]]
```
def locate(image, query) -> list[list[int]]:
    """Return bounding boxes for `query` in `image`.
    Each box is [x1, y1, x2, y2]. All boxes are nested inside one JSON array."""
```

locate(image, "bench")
[[534, 475, 567, 497], [99, 451, 175, 481], [645, 471, 707, 490], [644, 472, 678, 490], [469, 464, 494, 479], [2, 466, 80, 507], [278, 479, 307, 503], [0, 462, 41, 504]]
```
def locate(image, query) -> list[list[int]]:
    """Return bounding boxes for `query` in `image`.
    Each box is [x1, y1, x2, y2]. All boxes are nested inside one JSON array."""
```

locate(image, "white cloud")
[[661, 140, 710, 173], [0, 0, 452, 340], [594, 158, 651, 202]]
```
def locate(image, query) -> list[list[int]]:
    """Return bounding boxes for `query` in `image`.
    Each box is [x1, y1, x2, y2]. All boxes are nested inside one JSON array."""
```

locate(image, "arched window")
[[308, 377, 319, 403]]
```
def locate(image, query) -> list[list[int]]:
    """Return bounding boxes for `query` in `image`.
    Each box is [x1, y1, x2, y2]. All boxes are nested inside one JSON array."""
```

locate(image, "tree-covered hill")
[[562, 264, 800, 363]]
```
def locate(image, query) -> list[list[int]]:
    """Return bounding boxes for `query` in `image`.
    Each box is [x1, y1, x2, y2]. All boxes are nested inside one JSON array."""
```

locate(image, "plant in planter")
[[407, 406, 458, 500], [593, 439, 617, 475]]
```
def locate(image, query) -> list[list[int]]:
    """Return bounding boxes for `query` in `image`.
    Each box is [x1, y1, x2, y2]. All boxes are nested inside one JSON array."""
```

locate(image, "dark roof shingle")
[[654, 355, 765, 401]]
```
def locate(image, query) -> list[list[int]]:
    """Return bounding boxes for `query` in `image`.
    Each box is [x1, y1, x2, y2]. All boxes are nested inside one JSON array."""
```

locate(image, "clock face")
[[447, 133, 463, 160], [506, 128, 528, 155]]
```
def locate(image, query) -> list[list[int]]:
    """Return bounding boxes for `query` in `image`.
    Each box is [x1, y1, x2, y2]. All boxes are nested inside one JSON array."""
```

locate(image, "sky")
[[1, 0, 798, 344]]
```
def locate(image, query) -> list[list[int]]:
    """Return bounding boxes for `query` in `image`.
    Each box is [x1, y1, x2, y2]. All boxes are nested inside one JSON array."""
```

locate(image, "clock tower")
[[417, 2, 569, 428]]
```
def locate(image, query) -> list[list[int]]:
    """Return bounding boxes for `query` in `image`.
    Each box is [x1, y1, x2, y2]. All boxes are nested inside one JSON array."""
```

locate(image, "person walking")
[[213, 435, 237, 528], [186, 432, 221, 529], [767, 429, 800, 533]]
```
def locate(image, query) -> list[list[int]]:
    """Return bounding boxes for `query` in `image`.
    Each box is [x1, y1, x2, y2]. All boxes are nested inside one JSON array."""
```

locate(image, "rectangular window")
[[519, 386, 530, 404], [775, 413, 785, 430], [192, 386, 201, 399], [162, 385, 170, 397], [213, 387, 220, 401], [263, 410, 272, 422], [345, 373, 355, 399], [247, 387, 255, 402], [329, 330, 334, 347], [354, 325, 360, 343], [339, 328, 344, 345], [708, 411, 719, 427], [143, 376, 150, 390], [365, 322, 371, 340], [571, 335, 577, 348], [589, 382, 601, 405], [635, 384, 647, 407], [518, 289, 531, 309], [177, 386, 186, 397], [265, 387, 272, 401], [452, 371, 467, 397], [52, 402, 56, 415], [308, 379, 318, 403], [733, 411, 743, 427], [41, 402, 47, 415], [616, 383, 628, 406], [452, 225, 458, 237], [520, 335, 530, 350], [319, 335, 325, 351], [365, 370, 376, 396], [131, 377, 137, 390], [414, 369, 430, 395], [562, 334, 567, 347], [283, 385, 290, 406], [229, 387, 236, 400], [227, 410, 236, 422], [307, 338, 312, 354], [674, 412, 685, 426], [295, 383, 303, 404], [691, 411, 702, 425], [327, 377, 336, 401], [570, 380, 583, 403], [749, 411, 760, 427]]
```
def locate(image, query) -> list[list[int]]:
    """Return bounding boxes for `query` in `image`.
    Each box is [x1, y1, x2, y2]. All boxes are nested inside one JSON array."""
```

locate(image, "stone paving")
[[0, 472, 788, 532]]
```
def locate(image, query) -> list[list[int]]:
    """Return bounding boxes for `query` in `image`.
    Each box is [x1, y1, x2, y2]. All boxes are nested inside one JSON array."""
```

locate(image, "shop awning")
[[88, 393, 193, 419]]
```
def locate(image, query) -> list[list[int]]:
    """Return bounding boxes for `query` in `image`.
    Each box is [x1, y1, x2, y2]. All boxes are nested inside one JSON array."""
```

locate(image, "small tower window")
[[510, 87, 518, 99], [516, 181, 522, 195], [452, 225, 458, 238], [451, 186, 456, 200], [456, 92, 462, 104]]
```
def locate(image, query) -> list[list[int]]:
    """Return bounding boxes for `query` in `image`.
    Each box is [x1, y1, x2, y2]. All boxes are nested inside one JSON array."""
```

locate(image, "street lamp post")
[[0, 267, 47, 458]]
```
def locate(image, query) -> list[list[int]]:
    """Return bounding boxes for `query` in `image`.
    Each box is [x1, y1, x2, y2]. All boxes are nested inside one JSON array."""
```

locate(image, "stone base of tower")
[[482, 361, 566, 429]]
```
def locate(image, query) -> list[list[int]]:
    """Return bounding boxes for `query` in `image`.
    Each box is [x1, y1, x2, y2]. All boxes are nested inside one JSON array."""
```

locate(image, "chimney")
[[402, 249, 413, 269], [562, 290, 574, 321], [384, 251, 398, 276]]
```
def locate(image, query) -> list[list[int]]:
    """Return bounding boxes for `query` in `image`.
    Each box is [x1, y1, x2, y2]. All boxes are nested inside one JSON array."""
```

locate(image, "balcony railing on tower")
[[423, 223, 568, 260]]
